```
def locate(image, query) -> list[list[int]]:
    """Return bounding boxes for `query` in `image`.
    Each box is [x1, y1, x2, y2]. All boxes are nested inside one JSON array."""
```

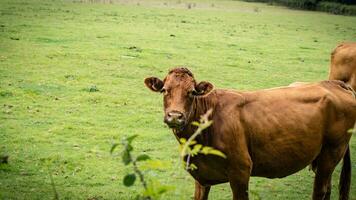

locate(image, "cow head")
[[144, 68, 213, 129]]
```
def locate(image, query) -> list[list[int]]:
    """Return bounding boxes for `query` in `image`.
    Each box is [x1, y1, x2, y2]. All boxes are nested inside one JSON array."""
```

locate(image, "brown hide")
[[329, 42, 356, 91], [145, 68, 355, 200]]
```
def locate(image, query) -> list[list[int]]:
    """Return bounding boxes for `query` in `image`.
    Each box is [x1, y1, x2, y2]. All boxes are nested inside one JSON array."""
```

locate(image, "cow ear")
[[194, 81, 213, 96], [144, 77, 164, 92]]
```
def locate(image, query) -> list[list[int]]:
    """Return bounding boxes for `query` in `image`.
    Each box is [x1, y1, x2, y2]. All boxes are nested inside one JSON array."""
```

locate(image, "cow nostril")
[[167, 112, 184, 121], [165, 112, 185, 127]]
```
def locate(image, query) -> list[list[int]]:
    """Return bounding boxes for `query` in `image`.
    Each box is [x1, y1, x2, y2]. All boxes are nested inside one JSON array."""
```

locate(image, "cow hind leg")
[[313, 168, 333, 200], [339, 146, 351, 200], [312, 146, 347, 200], [311, 162, 331, 200], [324, 180, 332, 200]]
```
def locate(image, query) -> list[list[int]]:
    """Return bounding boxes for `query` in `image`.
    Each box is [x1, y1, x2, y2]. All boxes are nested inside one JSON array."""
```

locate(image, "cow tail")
[[339, 146, 351, 200]]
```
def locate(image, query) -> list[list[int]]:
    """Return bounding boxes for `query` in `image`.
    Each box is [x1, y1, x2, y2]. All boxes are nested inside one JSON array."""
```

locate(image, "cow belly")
[[250, 132, 322, 178], [243, 98, 327, 178], [188, 156, 228, 186]]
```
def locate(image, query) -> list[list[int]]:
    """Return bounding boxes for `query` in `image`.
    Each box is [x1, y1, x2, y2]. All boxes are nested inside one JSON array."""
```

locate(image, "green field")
[[0, 0, 356, 199]]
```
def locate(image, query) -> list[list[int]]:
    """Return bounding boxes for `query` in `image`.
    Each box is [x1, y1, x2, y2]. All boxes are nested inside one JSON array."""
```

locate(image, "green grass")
[[0, 0, 356, 199]]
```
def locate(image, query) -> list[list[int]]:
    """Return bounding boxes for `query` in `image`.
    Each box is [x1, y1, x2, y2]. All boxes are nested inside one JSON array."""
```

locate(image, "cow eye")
[[188, 90, 196, 97]]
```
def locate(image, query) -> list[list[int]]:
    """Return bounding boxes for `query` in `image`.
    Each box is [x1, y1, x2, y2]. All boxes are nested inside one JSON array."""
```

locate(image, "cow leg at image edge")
[[194, 181, 211, 200], [312, 145, 350, 200]]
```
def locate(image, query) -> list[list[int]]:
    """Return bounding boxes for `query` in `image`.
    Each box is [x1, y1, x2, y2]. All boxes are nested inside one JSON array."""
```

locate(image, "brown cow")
[[144, 68, 355, 200], [329, 42, 356, 91]]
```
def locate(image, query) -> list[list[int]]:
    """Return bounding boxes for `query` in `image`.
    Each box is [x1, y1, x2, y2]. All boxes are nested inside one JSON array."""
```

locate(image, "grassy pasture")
[[0, 0, 356, 199]]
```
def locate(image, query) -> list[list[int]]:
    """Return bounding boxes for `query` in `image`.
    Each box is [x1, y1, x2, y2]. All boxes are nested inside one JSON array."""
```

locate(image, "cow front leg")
[[228, 172, 250, 200], [194, 181, 210, 200], [228, 157, 252, 200], [225, 128, 252, 200]]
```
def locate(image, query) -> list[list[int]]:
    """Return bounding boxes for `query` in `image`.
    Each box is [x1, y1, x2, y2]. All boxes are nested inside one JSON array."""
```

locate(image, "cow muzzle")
[[164, 111, 186, 128]]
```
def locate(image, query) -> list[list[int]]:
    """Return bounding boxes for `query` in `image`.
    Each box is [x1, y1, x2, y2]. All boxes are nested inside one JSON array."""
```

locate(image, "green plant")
[[179, 109, 226, 171], [111, 110, 226, 199], [111, 135, 170, 200]]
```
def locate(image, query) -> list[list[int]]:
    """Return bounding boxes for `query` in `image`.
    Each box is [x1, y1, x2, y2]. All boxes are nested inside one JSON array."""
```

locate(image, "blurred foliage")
[[179, 110, 226, 171], [241, 0, 356, 15], [112, 110, 226, 199], [111, 135, 172, 200]]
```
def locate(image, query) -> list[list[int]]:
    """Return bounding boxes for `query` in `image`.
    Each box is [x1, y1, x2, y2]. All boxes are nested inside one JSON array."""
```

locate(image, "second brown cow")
[[329, 42, 356, 91]]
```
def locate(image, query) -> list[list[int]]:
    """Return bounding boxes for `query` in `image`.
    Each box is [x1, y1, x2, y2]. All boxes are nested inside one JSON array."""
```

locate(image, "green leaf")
[[201, 147, 226, 158], [188, 140, 197, 146], [110, 143, 119, 154], [136, 154, 150, 162], [123, 174, 136, 187], [191, 144, 202, 156], [191, 121, 200, 126], [122, 150, 131, 165], [188, 163, 198, 171], [208, 149, 227, 158], [126, 134, 138, 143], [179, 138, 186, 144], [200, 146, 212, 155]]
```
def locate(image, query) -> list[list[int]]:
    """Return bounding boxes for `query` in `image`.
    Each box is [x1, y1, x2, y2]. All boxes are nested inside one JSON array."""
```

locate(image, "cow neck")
[[173, 92, 216, 146]]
